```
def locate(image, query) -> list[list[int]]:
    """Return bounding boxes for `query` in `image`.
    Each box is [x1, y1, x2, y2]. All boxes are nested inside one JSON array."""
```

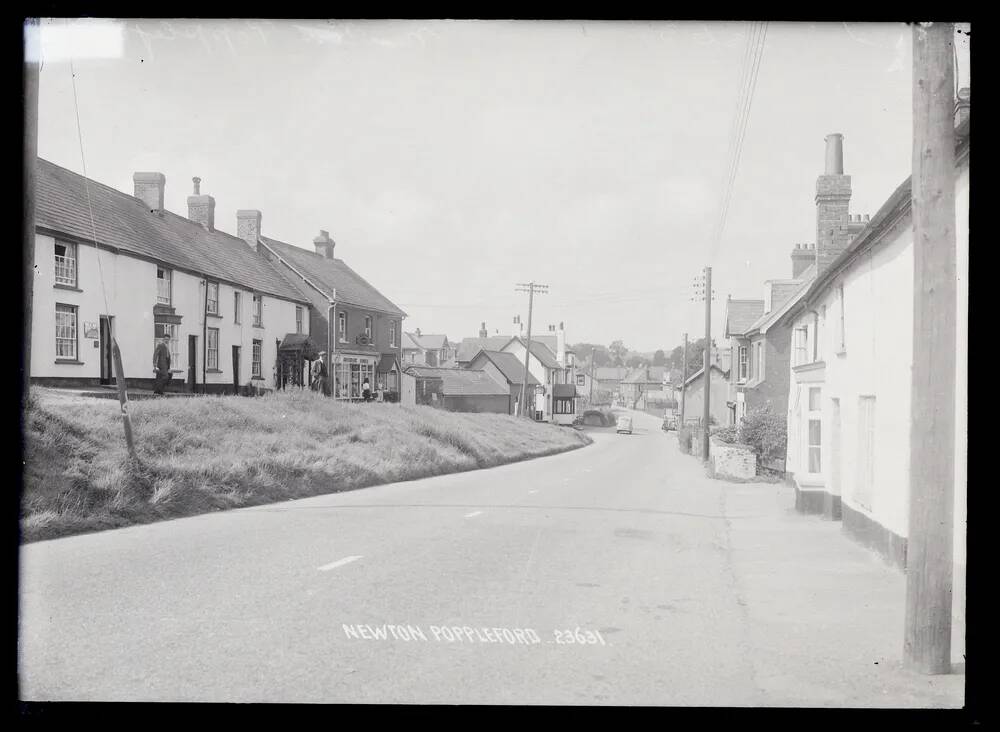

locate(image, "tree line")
[[570, 338, 717, 375]]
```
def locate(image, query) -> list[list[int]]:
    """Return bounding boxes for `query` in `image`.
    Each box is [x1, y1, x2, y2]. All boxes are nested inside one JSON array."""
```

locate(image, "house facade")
[[678, 364, 730, 427], [464, 349, 540, 416], [402, 330, 456, 366], [499, 324, 578, 422], [32, 161, 310, 394], [621, 366, 669, 409], [258, 229, 405, 400]]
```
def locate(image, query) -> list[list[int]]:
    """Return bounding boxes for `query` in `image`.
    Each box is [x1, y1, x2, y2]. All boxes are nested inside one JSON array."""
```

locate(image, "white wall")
[[501, 340, 553, 418], [32, 234, 305, 390]]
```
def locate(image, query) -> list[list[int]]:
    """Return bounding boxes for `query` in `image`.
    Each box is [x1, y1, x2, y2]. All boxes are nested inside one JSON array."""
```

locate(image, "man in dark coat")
[[153, 334, 172, 395]]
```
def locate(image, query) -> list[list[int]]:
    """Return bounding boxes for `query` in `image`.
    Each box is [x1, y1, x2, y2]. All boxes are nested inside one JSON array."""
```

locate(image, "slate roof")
[[36, 158, 309, 304], [623, 366, 668, 384], [724, 299, 765, 337], [401, 332, 423, 350], [403, 366, 508, 396], [747, 277, 813, 335], [406, 333, 450, 350], [503, 337, 561, 370], [456, 336, 512, 362], [594, 367, 628, 382], [683, 363, 730, 386], [260, 236, 404, 316], [470, 350, 540, 386]]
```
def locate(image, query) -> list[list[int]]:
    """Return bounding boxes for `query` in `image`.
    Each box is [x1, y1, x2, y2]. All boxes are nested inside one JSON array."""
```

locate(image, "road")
[[18, 409, 963, 706]]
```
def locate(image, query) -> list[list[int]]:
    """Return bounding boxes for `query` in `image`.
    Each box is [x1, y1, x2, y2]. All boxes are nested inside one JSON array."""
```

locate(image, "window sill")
[[835, 349, 847, 357], [253, 323, 264, 329], [206, 369, 223, 374], [54, 359, 85, 365], [54, 283, 82, 292], [206, 312, 223, 319]]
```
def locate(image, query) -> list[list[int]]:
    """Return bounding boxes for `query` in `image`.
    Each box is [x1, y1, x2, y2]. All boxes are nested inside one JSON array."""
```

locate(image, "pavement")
[[18, 408, 965, 706]]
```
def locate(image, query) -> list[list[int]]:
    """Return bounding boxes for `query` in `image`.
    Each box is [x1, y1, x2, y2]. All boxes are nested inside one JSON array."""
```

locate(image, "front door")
[[232, 346, 241, 395], [99, 316, 113, 385], [188, 335, 198, 392]]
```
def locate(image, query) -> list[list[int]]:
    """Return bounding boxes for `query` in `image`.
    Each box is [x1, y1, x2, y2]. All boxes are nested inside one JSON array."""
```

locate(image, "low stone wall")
[[708, 436, 757, 480]]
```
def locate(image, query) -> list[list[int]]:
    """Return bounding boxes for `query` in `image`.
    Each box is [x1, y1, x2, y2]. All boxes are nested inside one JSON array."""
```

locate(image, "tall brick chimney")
[[236, 210, 262, 250], [556, 321, 567, 367], [133, 172, 165, 213], [313, 230, 335, 259], [187, 176, 215, 231], [478, 322, 488, 338], [815, 134, 852, 275], [790, 243, 814, 279]]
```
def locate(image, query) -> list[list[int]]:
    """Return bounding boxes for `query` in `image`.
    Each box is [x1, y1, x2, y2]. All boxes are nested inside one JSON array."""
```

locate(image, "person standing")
[[153, 334, 172, 395], [312, 353, 327, 394], [362, 376, 372, 402]]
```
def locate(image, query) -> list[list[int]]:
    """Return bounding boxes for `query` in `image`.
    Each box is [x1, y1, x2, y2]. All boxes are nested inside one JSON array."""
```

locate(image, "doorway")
[[99, 315, 113, 385], [232, 345, 241, 395], [188, 335, 198, 393]]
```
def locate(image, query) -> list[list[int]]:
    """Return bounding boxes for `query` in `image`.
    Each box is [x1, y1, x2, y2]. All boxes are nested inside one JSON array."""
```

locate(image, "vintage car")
[[616, 415, 633, 434]]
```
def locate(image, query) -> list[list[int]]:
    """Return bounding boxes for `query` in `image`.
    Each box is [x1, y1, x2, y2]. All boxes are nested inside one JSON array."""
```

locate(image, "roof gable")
[[261, 236, 404, 316], [724, 299, 765, 337], [403, 366, 508, 396], [456, 336, 511, 362], [470, 350, 540, 386], [501, 337, 560, 369]]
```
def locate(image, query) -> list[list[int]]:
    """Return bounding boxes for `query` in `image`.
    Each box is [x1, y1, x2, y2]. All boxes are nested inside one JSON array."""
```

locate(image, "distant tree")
[[592, 349, 612, 368], [626, 355, 644, 368], [608, 340, 628, 364], [653, 349, 666, 366]]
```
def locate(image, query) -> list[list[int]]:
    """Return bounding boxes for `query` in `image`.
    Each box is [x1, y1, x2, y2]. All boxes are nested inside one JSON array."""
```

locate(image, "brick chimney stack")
[[790, 243, 815, 279], [187, 176, 216, 231], [313, 230, 335, 259], [478, 322, 488, 338], [556, 321, 567, 367], [815, 134, 853, 275], [133, 172, 165, 213], [236, 210, 262, 250]]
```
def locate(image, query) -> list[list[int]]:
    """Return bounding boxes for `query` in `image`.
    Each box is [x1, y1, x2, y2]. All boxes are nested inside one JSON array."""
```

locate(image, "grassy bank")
[[21, 388, 590, 543]]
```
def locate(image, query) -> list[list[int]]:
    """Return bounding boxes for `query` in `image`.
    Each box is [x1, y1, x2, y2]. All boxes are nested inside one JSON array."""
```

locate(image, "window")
[[837, 285, 846, 352], [206, 282, 219, 315], [332, 357, 374, 398], [252, 294, 263, 327], [576, 373, 586, 386], [554, 398, 575, 414], [738, 346, 748, 381], [207, 328, 219, 370], [234, 292, 242, 324], [856, 396, 876, 509], [389, 321, 397, 347], [806, 386, 822, 474], [54, 241, 77, 287], [817, 307, 826, 361], [154, 322, 180, 366], [252, 339, 262, 378], [364, 316, 372, 339], [794, 327, 808, 366], [156, 267, 172, 305], [756, 342, 764, 381], [295, 306, 303, 334], [55, 304, 78, 359], [338, 312, 347, 342]]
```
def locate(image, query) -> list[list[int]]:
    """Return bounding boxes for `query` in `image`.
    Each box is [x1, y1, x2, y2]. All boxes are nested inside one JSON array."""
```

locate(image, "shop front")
[[331, 353, 377, 400]]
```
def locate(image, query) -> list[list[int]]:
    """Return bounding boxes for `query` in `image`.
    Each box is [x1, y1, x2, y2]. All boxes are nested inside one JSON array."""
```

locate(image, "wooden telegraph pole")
[[701, 267, 713, 459], [515, 282, 548, 418], [23, 18, 39, 407], [679, 332, 688, 426], [904, 21, 957, 675]]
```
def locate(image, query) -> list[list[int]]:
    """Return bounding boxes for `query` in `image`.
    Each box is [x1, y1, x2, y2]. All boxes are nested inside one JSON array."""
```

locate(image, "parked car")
[[616, 415, 633, 434], [661, 415, 677, 431]]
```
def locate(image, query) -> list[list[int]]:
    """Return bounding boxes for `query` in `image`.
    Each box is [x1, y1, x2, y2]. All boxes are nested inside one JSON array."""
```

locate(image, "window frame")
[[804, 386, 822, 476], [295, 306, 303, 335], [154, 322, 181, 367], [207, 327, 220, 370], [364, 315, 372, 340], [338, 311, 347, 343], [54, 241, 78, 288], [252, 339, 262, 378], [206, 281, 220, 315], [55, 303, 79, 360], [252, 294, 263, 328], [738, 345, 748, 382], [234, 291, 242, 324], [793, 326, 808, 366], [389, 321, 397, 348], [156, 267, 172, 306]]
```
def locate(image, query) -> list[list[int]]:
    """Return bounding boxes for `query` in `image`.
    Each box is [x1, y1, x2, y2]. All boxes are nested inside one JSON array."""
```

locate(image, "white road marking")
[[528, 490, 538, 494], [318, 555, 364, 572], [464, 511, 484, 518]]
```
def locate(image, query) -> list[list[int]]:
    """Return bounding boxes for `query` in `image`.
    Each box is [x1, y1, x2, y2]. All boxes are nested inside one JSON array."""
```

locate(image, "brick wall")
[[816, 173, 852, 275]]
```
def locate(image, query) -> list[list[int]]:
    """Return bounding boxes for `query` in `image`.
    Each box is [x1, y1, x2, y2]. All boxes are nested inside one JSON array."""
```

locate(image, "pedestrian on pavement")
[[152, 334, 172, 395], [362, 377, 372, 402], [312, 353, 327, 394]]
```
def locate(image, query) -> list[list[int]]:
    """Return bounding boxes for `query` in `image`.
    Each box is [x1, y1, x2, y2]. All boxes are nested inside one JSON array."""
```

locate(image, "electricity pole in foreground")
[[515, 282, 547, 418], [679, 332, 688, 426], [904, 20, 957, 675]]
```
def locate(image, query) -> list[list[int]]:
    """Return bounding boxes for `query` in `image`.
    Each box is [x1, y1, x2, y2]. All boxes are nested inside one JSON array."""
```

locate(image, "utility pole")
[[589, 346, 594, 403], [702, 266, 713, 459], [515, 282, 548, 418], [679, 332, 688, 425], [23, 18, 39, 407], [904, 20, 957, 675]]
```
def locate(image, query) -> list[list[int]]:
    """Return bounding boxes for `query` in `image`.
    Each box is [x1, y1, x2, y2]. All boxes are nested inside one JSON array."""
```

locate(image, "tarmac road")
[[18, 408, 964, 706]]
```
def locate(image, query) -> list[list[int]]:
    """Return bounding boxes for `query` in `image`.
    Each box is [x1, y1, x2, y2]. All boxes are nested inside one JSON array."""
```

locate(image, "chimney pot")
[[824, 133, 844, 175], [133, 171, 166, 213], [187, 177, 216, 231], [192, 177, 201, 195], [864, 214, 870, 222]]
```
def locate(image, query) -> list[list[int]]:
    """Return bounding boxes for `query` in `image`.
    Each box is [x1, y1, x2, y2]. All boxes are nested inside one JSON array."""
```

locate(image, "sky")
[[33, 19, 971, 353]]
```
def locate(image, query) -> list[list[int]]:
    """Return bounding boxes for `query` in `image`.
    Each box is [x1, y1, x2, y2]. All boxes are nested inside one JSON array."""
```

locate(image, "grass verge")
[[21, 387, 590, 543]]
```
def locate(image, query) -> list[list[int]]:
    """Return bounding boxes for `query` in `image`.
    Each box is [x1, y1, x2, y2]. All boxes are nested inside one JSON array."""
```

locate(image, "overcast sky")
[[35, 19, 971, 353]]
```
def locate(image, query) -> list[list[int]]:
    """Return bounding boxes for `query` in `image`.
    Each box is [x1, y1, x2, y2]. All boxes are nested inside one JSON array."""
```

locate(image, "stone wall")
[[708, 437, 757, 480]]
